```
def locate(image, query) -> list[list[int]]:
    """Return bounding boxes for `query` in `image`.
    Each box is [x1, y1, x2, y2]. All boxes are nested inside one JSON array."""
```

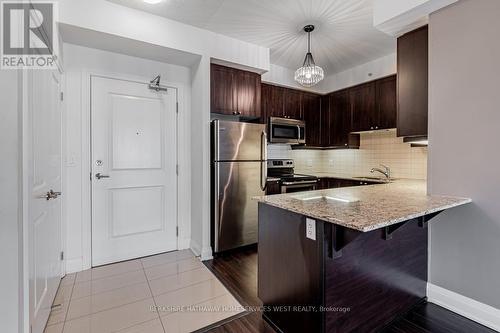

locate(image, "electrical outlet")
[[306, 218, 316, 240], [307, 159, 313, 167], [329, 159, 334, 167]]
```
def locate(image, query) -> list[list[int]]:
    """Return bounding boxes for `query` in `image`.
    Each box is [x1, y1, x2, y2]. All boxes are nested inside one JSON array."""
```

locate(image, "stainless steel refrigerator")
[[211, 120, 267, 253]]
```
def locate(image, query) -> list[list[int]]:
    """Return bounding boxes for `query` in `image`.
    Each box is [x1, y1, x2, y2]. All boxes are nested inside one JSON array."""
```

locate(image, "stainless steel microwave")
[[269, 117, 306, 144]]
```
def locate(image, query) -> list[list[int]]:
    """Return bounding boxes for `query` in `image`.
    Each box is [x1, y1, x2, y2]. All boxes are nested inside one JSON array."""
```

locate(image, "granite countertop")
[[255, 180, 471, 232]]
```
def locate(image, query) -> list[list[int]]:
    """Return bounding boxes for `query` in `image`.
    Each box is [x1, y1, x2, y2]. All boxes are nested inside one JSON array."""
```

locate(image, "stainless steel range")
[[267, 159, 318, 193]]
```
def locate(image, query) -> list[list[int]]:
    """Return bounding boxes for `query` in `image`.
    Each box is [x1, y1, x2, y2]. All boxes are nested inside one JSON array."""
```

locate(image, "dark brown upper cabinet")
[[329, 90, 360, 148], [350, 75, 397, 133], [283, 88, 303, 120], [397, 26, 428, 137], [210, 64, 262, 121], [376, 75, 397, 129], [320, 91, 359, 149], [235, 70, 262, 119], [262, 83, 308, 121], [302, 92, 321, 146], [211, 64, 236, 115], [262, 83, 284, 120], [350, 82, 377, 132]]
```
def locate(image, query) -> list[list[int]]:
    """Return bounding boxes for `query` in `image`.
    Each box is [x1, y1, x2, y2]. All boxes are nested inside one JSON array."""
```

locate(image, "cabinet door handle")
[[95, 173, 110, 180]]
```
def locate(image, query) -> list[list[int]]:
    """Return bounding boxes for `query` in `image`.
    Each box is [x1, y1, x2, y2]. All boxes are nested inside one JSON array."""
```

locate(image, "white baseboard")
[[201, 245, 213, 261], [66, 258, 83, 274], [190, 239, 202, 257], [427, 283, 500, 331]]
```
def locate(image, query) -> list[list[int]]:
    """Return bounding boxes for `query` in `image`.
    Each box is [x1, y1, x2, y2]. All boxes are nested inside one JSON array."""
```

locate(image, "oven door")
[[269, 117, 306, 144], [281, 180, 318, 193]]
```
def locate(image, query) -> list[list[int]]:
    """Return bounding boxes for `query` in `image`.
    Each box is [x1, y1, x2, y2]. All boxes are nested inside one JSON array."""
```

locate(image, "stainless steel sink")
[[353, 176, 390, 181]]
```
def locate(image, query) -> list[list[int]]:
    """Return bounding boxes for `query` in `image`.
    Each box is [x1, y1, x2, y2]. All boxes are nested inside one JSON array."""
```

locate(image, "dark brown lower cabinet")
[[258, 203, 428, 333], [265, 180, 281, 195], [318, 178, 380, 189]]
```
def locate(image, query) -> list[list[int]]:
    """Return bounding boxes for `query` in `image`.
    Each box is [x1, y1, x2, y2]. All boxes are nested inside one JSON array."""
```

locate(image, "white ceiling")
[[107, 0, 396, 75]]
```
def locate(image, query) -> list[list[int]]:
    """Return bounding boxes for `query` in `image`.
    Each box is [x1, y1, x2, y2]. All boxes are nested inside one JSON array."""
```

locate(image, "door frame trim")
[[80, 71, 189, 270]]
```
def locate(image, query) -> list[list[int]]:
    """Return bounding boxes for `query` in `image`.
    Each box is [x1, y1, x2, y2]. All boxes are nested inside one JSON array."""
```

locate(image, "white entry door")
[[91, 76, 178, 266], [28, 69, 63, 333]]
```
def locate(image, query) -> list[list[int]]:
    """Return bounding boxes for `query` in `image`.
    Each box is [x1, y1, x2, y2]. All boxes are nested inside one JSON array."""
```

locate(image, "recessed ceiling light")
[[143, 0, 163, 4]]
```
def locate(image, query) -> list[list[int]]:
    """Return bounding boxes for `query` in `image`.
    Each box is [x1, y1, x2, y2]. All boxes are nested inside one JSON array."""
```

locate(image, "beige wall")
[[428, 0, 500, 308], [269, 130, 427, 180]]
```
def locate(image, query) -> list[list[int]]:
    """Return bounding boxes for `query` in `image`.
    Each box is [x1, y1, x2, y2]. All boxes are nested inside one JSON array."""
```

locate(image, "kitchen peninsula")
[[256, 180, 471, 333]]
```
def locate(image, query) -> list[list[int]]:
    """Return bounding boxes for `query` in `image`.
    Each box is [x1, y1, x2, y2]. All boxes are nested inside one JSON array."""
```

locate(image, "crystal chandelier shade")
[[294, 25, 325, 87]]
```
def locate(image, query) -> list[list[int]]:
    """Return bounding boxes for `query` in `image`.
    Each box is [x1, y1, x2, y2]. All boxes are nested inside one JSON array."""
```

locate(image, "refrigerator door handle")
[[213, 162, 220, 251], [260, 131, 268, 191]]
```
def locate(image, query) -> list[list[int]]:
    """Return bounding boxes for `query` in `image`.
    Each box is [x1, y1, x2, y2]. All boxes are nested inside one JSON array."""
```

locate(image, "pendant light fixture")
[[294, 25, 325, 87]]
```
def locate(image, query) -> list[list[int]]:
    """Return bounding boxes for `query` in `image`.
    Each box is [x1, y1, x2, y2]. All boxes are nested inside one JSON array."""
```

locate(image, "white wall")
[[62, 43, 193, 272], [58, 0, 271, 260], [0, 70, 22, 332], [58, 0, 269, 73], [318, 53, 397, 94], [373, 0, 458, 36], [263, 54, 396, 95], [428, 0, 500, 309], [261, 63, 322, 93]]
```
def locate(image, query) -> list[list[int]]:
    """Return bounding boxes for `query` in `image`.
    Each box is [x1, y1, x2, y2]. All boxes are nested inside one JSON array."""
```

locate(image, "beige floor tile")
[[44, 322, 64, 333], [61, 315, 91, 333], [75, 270, 92, 284], [70, 282, 92, 300], [47, 301, 69, 326], [72, 270, 147, 299], [114, 319, 165, 333], [54, 284, 74, 304], [93, 298, 158, 333], [75, 260, 143, 283], [148, 267, 214, 296], [67, 282, 152, 320], [154, 279, 228, 317], [61, 273, 76, 287], [144, 257, 202, 281], [160, 294, 244, 333], [63, 299, 157, 333], [140, 250, 194, 269]]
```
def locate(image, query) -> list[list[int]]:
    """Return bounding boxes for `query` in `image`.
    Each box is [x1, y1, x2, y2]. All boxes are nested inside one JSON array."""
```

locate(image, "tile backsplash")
[[268, 130, 427, 180]]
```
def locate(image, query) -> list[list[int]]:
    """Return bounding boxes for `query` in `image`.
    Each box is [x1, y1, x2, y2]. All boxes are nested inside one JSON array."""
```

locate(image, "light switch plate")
[[306, 218, 316, 240]]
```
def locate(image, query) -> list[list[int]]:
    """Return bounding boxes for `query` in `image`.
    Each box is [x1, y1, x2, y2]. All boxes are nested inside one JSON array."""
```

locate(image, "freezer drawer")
[[213, 161, 266, 252]]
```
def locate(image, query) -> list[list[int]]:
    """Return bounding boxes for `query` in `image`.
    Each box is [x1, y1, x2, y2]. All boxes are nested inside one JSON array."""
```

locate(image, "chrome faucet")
[[371, 164, 391, 179]]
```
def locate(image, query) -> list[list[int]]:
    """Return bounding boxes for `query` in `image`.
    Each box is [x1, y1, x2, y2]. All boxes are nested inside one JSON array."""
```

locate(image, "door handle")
[[37, 191, 52, 201], [37, 190, 62, 200], [95, 173, 110, 180], [49, 190, 62, 199]]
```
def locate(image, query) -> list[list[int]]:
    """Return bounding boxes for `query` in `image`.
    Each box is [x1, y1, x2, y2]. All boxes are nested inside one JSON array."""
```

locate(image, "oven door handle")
[[281, 180, 318, 186], [296, 125, 301, 144]]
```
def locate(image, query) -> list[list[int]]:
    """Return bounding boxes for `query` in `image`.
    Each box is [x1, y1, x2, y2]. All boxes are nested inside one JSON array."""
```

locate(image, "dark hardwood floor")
[[203, 246, 496, 333]]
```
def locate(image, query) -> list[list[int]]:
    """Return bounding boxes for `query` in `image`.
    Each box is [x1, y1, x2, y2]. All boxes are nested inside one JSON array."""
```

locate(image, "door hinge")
[[176, 165, 179, 176], [60, 251, 64, 261], [60, 92, 64, 101], [90, 172, 92, 181], [176, 102, 179, 114], [176, 227, 179, 237]]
